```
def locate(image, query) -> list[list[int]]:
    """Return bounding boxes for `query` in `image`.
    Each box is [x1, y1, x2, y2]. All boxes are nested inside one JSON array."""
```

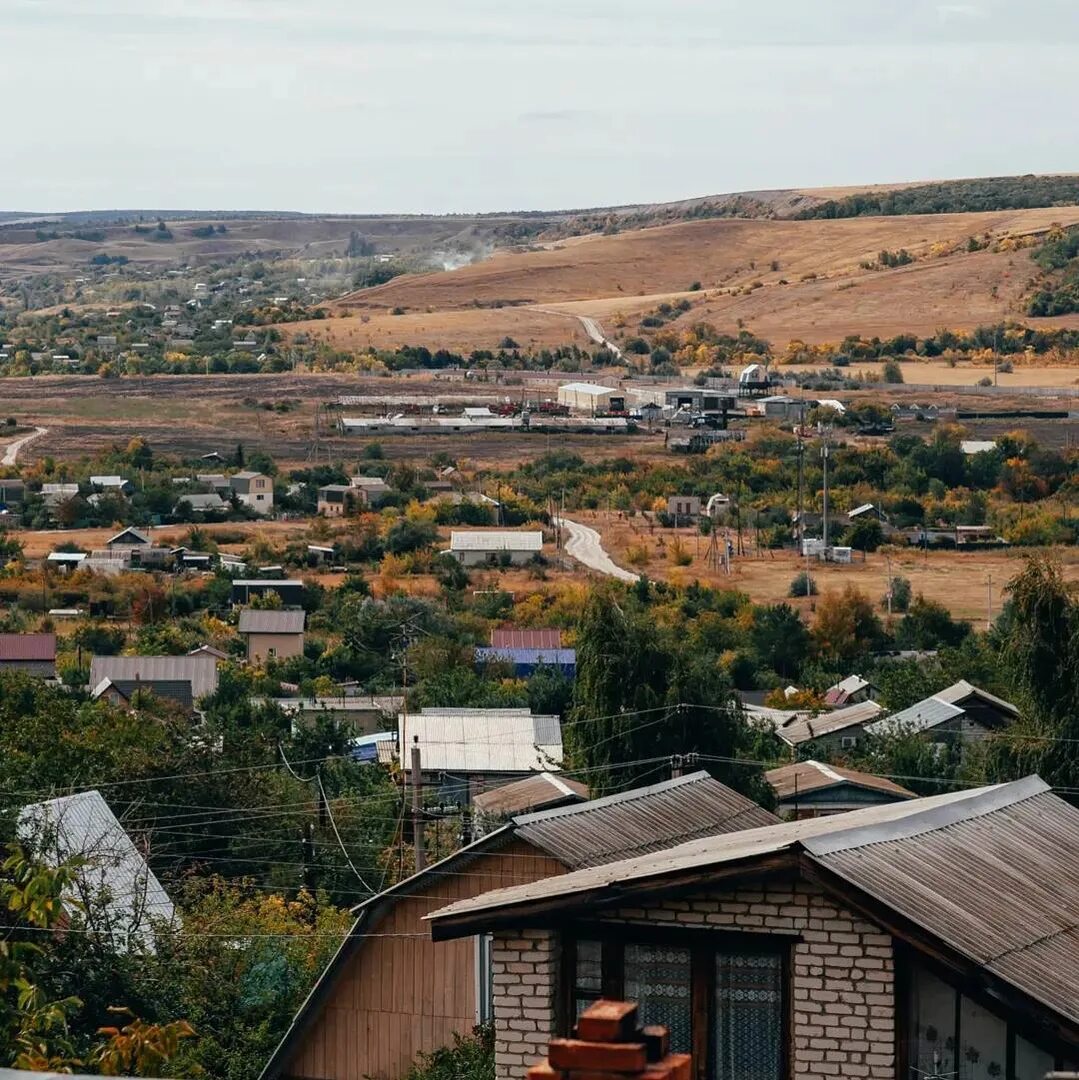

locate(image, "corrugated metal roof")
[[776, 700, 884, 747], [765, 760, 915, 801], [475, 647, 576, 667], [514, 771, 779, 869], [935, 679, 1019, 717], [237, 609, 305, 634], [89, 653, 219, 702], [399, 710, 563, 773], [108, 680, 194, 710], [0, 633, 56, 661], [558, 382, 617, 395], [449, 530, 543, 552], [473, 773, 588, 817], [490, 628, 562, 649], [17, 790, 175, 949], [865, 697, 965, 737]]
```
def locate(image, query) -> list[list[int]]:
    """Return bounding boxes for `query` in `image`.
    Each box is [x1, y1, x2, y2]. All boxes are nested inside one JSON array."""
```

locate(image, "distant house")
[[18, 790, 176, 951], [666, 494, 701, 519], [230, 471, 274, 515], [260, 772, 778, 1080], [448, 530, 543, 566], [865, 680, 1019, 748], [765, 759, 915, 818], [0, 478, 25, 506], [90, 475, 133, 495], [348, 475, 392, 506], [428, 776, 1079, 1080], [92, 679, 195, 712], [237, 608, 305, 664], [176, 491, 228, 514], [105, 526, 150, 549], [847, 502, 888, 523], [274, 694, 403, 738], [490, 628, 562, 650], [472, 772, 588, 829], [89, 653, 220, 708], [961, 439, 998, 455], [316, 484, 357, 517], [41, 482, 80, 508], [772, 699, 885, 751], [46, 551, 87, 571], [230, 579, 305, 607], [195, 472, 231, 492], [0, 633, 57, 678], [823, 674, 878, 707]]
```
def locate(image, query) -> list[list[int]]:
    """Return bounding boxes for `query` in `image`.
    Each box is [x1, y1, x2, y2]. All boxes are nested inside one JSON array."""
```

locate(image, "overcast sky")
[[4, 0, 1078, 214]]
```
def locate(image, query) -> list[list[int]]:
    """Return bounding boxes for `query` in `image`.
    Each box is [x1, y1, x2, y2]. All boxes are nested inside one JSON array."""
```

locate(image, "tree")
[[882, 359, 904, 384], [845, 517, 884, 552], [895, 595, 970, 650], [752, 603, 809, 679], [811, 586, 885, 666]]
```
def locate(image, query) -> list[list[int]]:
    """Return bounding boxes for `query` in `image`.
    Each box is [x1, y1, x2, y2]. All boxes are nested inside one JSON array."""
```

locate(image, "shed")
[[0, 632, 56, 678], [89, 652, 219, 705], [230, 579, 305, 607], [448, 530, 543, 566], [556, 382, 624, 414]]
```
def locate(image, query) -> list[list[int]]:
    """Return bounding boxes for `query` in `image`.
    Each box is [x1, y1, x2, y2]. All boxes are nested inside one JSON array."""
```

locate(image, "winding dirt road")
[[554, 516, 639, 582], [2, 426, 47, 465]]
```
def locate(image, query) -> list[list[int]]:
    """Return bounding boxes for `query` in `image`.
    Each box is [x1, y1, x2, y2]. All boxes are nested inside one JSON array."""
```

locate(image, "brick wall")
[[490, 882, 895, 1080], [491, 929, 560, 1079]]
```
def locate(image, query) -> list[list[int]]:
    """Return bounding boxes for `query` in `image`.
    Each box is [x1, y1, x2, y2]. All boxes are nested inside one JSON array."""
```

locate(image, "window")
[[905, 956, 1069, 1080], [475, 934, 494, 1024], [566, 929, 789, 1080]]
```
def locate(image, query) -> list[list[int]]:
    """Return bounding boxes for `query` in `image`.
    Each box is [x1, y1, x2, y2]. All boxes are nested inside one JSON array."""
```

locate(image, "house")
[[176, 492, 228, 514], [0, 632, 57, 678], [961, 439, 998, 455], [105, 526, 150, 550], [274, 695, 404, 737], [91, 678, 195, 712], [449, 530, 543, 566], [41, 482, 80, 507], [765, 760, 915, 818], [317, 484, 357, 517], [772, 699, 885, 751], [847, 502, 888, 523], [663, 388, 734, 414], [475, 630, 576, 676], [473, 772, 588, 830], [230, 471, 274, 515], [90, 475, 133, 495], [46, 551, 87, 570], [865, 680, 1019, 747], [89, 653, 220, 708], [18, 790, 176, 951], [823, 674, 878, 707], [395, 707, 565, 804], [556, 382, 625, 414], [0, 478, 25, 506], [230, 579, 305, 607], [428, 775, 1079, 1080], [666, 495, 700, 519], [348, 476, 392, 506], [238, 608, 305, 664], [260, 771, 778, 1080], [195, 472, 231, 492], [491, 629, 563, 650]]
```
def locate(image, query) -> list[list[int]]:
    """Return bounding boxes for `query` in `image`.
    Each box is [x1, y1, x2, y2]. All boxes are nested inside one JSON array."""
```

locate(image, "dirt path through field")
[[2, 426, 47, 465]]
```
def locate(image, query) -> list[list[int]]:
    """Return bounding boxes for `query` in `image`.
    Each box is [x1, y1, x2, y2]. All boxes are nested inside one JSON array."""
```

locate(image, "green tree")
[[752, 603, 809, 679]]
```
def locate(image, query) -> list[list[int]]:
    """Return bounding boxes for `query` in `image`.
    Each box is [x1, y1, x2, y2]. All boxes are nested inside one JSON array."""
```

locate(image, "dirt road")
[[555, 516, 639, 583], [2, 426, 47, 465]]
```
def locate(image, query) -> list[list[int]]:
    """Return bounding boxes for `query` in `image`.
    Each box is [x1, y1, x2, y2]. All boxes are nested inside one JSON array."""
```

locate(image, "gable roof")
[[106, 527, 149, 546], [450, 530, 543, 553], [17, 790, 175, 949], [102, 679, 195, 711], [934, 679, 1019, 717], [427, 776, 1079, 1038], [865, 696, 966, 738], [259, 770, 778, 1080], [0, 632, 56, 662], [765, 760, 915, 801], [89, 653, 219, 702], [823, 674, 874, 705], [774, 700, 884, 748], [472, 772, 588, 817], [490, 628, 562, 650], [237, 608, 305, 635], [398, 708, 563, 773]]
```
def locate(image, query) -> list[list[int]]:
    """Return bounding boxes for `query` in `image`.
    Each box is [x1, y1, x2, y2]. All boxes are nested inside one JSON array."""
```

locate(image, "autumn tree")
[[811, 585, 885, 667]]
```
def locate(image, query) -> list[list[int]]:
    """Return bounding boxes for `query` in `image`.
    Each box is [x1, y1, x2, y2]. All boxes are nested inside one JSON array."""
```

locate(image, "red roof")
[[490, 628, 562, 649], [0, 633, 57, 661]]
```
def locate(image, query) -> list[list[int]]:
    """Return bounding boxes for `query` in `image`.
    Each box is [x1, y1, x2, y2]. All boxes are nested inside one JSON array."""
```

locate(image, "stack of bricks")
[[527, 1001, 691, 1080]]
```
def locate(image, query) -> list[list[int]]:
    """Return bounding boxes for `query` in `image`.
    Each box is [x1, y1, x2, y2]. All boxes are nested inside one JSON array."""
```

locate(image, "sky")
[[3, 0, 1078, 214]]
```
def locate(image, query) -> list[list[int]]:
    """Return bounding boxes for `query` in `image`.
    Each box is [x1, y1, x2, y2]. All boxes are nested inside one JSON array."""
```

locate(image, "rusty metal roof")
[[0, 633, 56, 662], [473, 772, 588, 817], [237, 609, 305, 635], [490, 628, 562, 649], [514, 770, 779, 869], [765, 760, 914, 801]]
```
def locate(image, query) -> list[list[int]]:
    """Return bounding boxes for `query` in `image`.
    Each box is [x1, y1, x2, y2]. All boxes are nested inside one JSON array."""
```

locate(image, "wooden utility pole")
[[411, 736, 425, 872]]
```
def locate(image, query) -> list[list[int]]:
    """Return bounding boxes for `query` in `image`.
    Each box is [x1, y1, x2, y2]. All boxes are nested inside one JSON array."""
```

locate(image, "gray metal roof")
[[865, 696, 965, 737], [473, 773, 588, 817], [237, 608, 305, 634], [399, 709, 562, 773], [514, 771, 779, 869], [449, 530, 543, 552], [934, 679, 1020, 717], [775, 699, 884, 747], [89, 653, 219, 702], [765, 760, 914, 801], [18, 790, 176, 949]]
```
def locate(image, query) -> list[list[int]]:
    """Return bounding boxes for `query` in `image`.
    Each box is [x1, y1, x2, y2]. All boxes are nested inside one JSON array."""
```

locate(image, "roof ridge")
[[802, 775, 1049, 857], [513, 770, 710, 825]]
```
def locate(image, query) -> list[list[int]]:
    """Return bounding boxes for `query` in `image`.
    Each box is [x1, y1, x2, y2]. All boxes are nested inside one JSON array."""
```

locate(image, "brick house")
[[260, 772, 777, 1080], [429, 775, 1079, 1080]]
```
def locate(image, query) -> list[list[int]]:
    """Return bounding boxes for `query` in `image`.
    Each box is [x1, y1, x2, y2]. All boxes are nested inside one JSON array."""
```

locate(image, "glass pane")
[[908, 963, 957, 1078], [714, 952, 783, 1080], [1014, 1034, 1055, 1080], [624, 943, 693, 1053], [574, 939, 603, 1018], [958, 996, 1006, 1080]]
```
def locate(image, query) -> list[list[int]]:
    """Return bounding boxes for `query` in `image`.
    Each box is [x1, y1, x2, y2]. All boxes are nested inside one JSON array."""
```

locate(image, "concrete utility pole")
[[987, 574, 993, 630], [411, 736, 425, 873], [821, 438, 830, 552]]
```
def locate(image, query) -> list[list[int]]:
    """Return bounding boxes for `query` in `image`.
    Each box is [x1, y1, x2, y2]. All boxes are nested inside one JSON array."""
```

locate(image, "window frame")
[[560, 923, 794, 1080]]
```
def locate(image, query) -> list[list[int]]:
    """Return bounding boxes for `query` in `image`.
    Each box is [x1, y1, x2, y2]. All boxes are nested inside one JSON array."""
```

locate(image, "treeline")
[[1027, 225, 1079, 316], [797, 175, 1079, 220]]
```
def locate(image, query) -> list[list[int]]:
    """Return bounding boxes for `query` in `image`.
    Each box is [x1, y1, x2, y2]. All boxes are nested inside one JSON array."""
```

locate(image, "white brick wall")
[[490, 882, 896, 1080]]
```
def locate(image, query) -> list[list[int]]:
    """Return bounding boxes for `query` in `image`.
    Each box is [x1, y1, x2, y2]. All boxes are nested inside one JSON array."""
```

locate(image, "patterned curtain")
[[714, 952, 783, 1080], [624, 944, 693, 1053]]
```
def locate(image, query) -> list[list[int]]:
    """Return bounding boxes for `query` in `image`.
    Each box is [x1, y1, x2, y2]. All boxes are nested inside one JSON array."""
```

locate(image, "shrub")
[[668, 539, 692, 566], [688, 281, 702, 291], [883, 575, 912, 613], [404, 1026, 493, 1080], [882, 359, 904, 384], [789, 571, 818, 597]]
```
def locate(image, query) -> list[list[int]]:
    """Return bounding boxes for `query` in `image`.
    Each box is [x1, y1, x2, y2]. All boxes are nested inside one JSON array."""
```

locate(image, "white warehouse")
[[556, 381, 625, 414], [448, 530, 543, 566]]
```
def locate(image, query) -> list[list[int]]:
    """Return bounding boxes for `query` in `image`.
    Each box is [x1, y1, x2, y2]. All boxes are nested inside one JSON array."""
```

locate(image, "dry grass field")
[[577, 511, 1079, 622]]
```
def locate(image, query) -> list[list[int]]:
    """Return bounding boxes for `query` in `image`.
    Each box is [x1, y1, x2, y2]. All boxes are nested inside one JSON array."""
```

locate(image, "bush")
[[404, 1026, 493, 1080], [882, 359, 904, 384], [883, 575, 912, 613], [688, 281, 702, 291], [789, 571, 818, 597]]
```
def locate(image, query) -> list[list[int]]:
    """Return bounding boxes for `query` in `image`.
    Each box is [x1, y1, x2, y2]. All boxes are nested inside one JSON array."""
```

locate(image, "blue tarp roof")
[[475, 647, 577, 666]]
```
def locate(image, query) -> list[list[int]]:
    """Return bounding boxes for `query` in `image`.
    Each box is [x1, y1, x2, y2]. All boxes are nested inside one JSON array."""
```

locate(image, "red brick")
[[640, 1026, 669, 1062], [527, 1062, 562, 1080], [548, 1039, 648, 1074], [577, 1001, 639, 1043]]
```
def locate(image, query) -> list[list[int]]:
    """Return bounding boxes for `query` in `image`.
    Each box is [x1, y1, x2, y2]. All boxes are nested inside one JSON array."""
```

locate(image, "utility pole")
[[821, 437, 830, 552], [886, 554, 893, 619], [411, 736, 425, 873], [986, 574, 993, 630]]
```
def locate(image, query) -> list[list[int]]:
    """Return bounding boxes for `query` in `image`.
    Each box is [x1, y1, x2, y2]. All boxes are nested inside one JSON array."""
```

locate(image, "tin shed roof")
[[490, 628, 562, 649], [765, 760, 915, 801], [0, 632, 56, 662]]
